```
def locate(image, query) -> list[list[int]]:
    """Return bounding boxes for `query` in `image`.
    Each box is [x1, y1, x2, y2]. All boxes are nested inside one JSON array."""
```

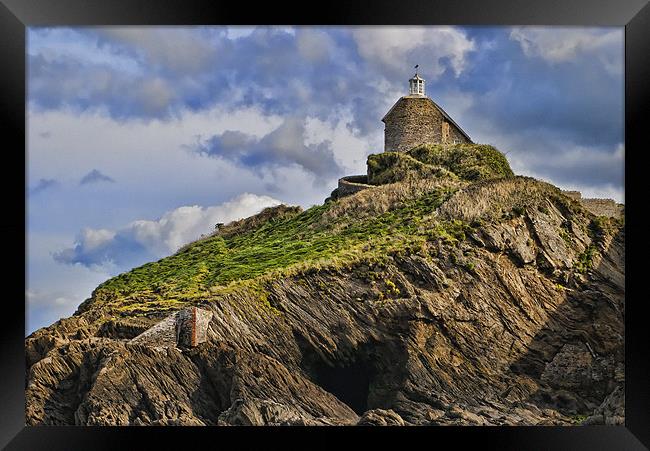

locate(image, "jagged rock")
[[357, 409, 405, 426], [445, 404, 488, 425], [583, 385, 625, 425], [25, 175, 624, 426], [216, 398, 333, 426], [541, 343, 594, 391]]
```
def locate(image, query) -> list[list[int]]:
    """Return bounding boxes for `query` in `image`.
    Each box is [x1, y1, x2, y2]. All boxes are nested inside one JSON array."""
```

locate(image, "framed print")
[[2, 0, 648, 448]]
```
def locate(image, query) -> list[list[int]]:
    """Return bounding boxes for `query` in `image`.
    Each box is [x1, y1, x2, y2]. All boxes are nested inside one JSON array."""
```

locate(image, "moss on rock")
[[407, 143, 514, 181], [366, 143, 513, 187]]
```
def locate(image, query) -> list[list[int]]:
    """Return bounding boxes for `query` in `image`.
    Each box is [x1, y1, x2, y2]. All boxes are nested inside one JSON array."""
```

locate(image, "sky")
[[26, 26, 624, 335]]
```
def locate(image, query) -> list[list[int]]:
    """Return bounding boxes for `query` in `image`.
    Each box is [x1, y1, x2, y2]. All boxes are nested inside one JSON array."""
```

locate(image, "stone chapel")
[[382, 69, 472, 152]]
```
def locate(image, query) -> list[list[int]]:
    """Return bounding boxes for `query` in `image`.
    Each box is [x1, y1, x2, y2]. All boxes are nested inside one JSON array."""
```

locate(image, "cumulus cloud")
[[93, 27, 219, 75], [53, 193, 282, 269], [193, 117, 342, 178], [352, 26, 476, 78], [28, 53, 179, 119], [29, 178, 58, 195], [509, 27, 622, 74], [521, 142, 624, 185], [296, 29, 335, 63], [80, 169, 115, 185]]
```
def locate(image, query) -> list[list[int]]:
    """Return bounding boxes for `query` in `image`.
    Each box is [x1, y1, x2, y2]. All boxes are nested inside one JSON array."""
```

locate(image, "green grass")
[[91, 143, 516, 315], [95, 186, 459, 304], [366, 143, 513, 187], [574, 245, 597, 274], [407, 143, 514, 181], [367, 152, 457, 185]]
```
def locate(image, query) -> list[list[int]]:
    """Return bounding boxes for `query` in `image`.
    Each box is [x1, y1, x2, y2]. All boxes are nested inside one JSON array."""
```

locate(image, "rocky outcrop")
[[583, 386, 625, 425], [25, 176, 624, 426], [357, 409, 405, 426]]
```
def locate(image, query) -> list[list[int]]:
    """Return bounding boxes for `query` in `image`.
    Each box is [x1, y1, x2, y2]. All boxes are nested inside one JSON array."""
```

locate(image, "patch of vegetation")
[[511, 206, 526, 217], [384, 279, 401, 297], [439, 176, 561, 224], [559, 221, 573, 245], [463, 260, 477, 273], [571, 414, 588, 424], [216, 204, 303, 239], [367, 152, 457, 185], [588, 216, 611, 242], [94, 186, 460, 308], [366, 143, 513, 187], [425, 219, 473, 244], [574, 245, 598, 274], [407, 143, 514, 181]]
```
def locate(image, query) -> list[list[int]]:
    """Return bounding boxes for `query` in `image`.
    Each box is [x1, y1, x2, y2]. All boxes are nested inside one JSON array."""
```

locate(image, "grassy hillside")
[[90, 144, 514, 315]]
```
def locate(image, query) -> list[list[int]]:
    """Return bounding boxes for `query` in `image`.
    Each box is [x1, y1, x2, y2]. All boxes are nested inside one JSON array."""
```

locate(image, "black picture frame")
[[2, 0, 648, 448]]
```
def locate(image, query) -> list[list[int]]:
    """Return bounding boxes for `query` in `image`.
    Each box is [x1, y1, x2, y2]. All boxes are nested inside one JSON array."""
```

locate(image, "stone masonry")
[[382, 96, 471, 153], [176, 307, 213, 348], [561, 190, 624, 218], [129, 306, 213, 348]]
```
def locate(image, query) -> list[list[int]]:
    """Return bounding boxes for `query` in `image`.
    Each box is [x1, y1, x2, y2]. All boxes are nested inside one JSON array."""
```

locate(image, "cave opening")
[[310, 359, 371, 415]]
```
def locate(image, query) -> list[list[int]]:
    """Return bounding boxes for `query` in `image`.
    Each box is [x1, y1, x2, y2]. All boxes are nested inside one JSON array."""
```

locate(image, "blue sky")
[[26, 26, 624, 335]]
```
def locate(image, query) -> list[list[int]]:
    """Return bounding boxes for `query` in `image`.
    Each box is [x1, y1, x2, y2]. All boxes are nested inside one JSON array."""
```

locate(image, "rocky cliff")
[[25, 144, 624, 426]]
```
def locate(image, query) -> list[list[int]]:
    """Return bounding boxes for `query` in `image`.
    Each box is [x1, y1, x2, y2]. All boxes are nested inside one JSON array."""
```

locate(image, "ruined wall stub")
[[176, 307, 213, 347]]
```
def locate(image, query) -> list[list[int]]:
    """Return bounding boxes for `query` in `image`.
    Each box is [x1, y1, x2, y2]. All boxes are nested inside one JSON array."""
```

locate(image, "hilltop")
[[25, 143, 625, 426]]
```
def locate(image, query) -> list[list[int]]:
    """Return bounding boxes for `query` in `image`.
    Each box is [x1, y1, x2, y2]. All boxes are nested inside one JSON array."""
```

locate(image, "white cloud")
[[54, 193, 283, 268], [510, 27, 623, 74], [226, 26, 257, 40], [79, 228, 116, 250], [352, 26, 476, 77], [94, 27, 218, 75], [304, 110, 378, 173], [296, 29, 335, 63], [127, 193, 282, 255]]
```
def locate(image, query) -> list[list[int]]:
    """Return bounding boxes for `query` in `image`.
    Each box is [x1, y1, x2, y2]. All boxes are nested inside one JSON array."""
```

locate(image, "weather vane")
[[414, 64, 419, 75]]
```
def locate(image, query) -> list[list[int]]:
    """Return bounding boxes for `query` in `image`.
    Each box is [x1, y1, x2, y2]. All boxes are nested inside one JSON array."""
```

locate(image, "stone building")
[[382, 70, 472, 152], [129, 306, 213, 348]]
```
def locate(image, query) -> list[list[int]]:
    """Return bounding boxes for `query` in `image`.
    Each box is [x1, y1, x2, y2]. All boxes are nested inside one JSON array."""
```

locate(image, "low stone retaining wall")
[[336, 175, 373, 197]]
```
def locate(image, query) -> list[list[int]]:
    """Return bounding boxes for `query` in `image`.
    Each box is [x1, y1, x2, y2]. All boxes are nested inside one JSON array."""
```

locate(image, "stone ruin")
[[561, 190, 624, 218], [176, 307, 213, 347], [129, 306, 213, 349]]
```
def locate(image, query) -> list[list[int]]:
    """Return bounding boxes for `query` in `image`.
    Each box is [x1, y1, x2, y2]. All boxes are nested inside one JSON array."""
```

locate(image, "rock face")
[[25, 159, 624, 426]]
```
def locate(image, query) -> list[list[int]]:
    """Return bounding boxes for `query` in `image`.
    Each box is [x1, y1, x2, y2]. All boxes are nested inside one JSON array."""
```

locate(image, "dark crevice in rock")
[[307, 359, 371, 415]]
